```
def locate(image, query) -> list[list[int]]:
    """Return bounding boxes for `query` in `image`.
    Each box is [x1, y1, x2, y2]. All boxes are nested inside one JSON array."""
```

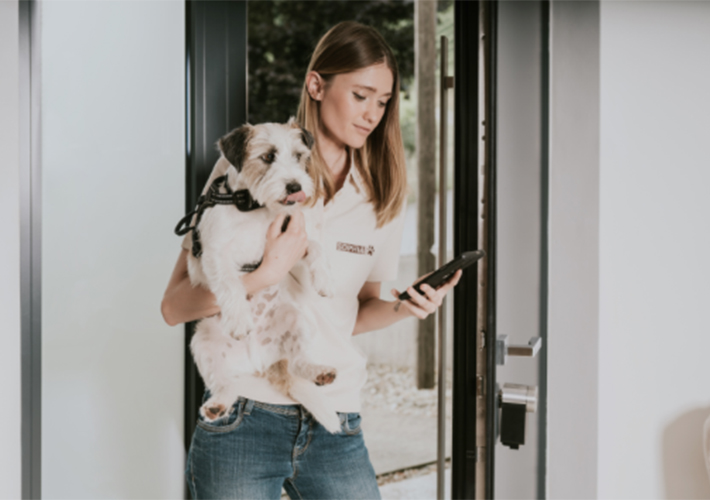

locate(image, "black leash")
[[174, 174, 263, 258]]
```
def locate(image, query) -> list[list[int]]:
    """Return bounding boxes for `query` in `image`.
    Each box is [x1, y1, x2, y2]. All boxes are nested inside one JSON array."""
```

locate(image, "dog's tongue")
[[285, 191, 306, 203]]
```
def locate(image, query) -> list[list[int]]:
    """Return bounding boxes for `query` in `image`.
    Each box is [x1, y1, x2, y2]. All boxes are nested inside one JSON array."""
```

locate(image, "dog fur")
[[186, 119, 341, 433]]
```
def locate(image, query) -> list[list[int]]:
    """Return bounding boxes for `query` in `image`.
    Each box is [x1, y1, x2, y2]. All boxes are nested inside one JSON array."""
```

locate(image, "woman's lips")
[[354, 124, 372, 135]]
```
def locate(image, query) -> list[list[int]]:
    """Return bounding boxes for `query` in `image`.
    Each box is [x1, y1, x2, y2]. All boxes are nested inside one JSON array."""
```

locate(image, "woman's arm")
[[160, 249, 281, 326], [161, 210, 310, 326], [352, 269, 462, 335]]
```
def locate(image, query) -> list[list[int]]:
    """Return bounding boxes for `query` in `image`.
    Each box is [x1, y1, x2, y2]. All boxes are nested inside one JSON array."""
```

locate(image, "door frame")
[[451, 1, 496, 497], [451, 1, 550, 498], [184, 0, 248, 454], [19, 0, 42, 498]]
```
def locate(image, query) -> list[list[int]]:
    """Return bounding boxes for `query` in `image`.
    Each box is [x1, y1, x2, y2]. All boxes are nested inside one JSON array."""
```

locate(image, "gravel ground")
[[361, 363, 453, 419]]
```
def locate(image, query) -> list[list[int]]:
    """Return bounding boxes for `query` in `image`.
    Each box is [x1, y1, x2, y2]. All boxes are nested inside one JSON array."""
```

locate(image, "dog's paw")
[[199, 401, 229, 422], [314, 367, 337, 386], [228, 322, 252, 341], [220, 309, 254, 340]]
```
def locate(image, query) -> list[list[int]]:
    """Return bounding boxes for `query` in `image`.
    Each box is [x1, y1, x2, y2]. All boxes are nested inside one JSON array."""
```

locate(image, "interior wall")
[[0, 1, 22, 498], [40, 1, 185, 497], [598, 1, 710, 498]]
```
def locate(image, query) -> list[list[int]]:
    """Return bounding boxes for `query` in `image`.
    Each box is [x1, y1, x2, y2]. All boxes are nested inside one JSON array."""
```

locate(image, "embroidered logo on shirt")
[[336, 242, 375, 256]]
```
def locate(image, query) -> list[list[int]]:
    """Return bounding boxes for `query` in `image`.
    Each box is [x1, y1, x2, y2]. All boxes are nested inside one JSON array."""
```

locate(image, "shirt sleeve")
[[366, 202, 408, 282], [180, 156, 231, 252]]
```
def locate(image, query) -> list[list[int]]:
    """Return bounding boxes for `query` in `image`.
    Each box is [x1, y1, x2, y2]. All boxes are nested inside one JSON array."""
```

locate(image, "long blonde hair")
[[297, 21, 407, 227]]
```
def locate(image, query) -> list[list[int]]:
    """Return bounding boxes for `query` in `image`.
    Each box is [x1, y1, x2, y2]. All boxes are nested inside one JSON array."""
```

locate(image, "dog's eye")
[[295, 153, 302, 161], [261, 152, 276, 163]]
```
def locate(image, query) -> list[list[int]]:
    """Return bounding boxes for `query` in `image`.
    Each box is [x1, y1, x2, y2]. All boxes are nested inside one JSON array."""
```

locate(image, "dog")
[[178, 119, 341, 433]]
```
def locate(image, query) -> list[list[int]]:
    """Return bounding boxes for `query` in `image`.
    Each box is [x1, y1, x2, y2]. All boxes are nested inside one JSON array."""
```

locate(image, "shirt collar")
[[345, 148, 365, 194]]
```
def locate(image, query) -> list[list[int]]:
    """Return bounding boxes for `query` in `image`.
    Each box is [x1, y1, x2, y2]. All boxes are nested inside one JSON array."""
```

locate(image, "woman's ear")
[[306, 71, 324, 101]]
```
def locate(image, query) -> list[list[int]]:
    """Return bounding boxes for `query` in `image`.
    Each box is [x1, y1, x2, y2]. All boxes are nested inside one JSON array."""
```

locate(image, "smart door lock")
[[496, 334, 541, 449], [498, 383, 538, 449]]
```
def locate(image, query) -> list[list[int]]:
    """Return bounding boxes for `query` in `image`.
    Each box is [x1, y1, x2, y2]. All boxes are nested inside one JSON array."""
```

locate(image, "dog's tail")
[[266, 360, 341, 434]]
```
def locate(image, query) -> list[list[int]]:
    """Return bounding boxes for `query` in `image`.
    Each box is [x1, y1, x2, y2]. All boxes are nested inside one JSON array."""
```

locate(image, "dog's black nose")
[[286, 182, 302, 194]]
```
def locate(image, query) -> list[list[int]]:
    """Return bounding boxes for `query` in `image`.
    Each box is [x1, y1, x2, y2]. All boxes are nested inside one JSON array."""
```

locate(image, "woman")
[[162, 21, 461, 499]]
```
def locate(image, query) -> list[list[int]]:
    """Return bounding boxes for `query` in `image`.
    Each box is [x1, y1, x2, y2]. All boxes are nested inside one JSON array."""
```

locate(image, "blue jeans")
[[185, 392, 381, 499]]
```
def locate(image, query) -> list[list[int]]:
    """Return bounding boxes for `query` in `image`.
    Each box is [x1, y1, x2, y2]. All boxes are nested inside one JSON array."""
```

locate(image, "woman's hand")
[[389, 269, 463, 320], [258, 209, 309, 287]]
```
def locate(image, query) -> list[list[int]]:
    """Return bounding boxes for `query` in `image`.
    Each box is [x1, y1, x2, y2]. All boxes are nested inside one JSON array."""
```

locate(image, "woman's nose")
[[363, 102, 379, 124]]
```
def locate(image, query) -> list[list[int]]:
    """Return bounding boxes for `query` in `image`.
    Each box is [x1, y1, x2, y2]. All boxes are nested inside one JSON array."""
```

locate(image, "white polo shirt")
[[181, 153, 406, 412]]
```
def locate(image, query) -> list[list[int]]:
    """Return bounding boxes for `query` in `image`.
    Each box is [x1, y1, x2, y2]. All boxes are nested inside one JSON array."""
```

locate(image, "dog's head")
[[217, 118, 316, 213]]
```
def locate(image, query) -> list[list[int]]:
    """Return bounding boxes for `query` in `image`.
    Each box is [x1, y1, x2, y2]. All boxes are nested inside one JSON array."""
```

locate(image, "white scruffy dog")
[[179, 119, 340, 433]]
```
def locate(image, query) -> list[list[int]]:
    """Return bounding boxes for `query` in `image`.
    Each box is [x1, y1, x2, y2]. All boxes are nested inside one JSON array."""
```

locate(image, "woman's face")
[[312, 62, 394, 150]]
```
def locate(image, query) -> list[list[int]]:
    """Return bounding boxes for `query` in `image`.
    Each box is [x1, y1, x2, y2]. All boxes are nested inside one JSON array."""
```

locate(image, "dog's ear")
[[298, 126, 315, 150], [218, 124, 252, 172], [288, 117, 315, 150]]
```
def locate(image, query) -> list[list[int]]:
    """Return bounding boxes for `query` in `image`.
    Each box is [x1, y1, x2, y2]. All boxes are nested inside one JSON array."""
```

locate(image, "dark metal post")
[[452, 1, 481, 498]]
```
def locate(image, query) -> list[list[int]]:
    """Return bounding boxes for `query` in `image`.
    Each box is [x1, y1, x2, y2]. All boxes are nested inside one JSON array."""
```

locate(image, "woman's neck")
[[316, 132, 350, 192]]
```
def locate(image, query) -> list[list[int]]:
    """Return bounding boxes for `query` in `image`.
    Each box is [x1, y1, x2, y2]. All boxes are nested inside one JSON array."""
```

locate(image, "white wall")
[[0, 1, 22, 498], [598, 1, 710, 498], [40, 1, 185, 497]]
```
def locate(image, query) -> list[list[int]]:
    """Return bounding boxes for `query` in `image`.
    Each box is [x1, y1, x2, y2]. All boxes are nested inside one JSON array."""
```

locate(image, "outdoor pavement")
[[360, 405, 452, 476], [379, 469, 452, 500]]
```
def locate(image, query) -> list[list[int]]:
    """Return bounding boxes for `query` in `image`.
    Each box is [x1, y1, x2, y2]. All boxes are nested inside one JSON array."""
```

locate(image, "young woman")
[[162, 21, 461, 500]]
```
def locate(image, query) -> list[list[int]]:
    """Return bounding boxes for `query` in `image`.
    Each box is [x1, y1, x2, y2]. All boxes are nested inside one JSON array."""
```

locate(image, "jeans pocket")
[[339, 412, 362, 435], [196, 397, 246, 433]]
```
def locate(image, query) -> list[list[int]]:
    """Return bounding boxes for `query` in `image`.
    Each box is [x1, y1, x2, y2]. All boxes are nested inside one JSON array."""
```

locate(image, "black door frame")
[[451, 1, 496, 498], [184, 0, 248, 454]]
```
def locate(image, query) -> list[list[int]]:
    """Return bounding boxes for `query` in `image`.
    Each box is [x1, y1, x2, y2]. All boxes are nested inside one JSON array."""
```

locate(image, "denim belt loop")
[[243, 397, 255, 416], [300, 404, 311, 421]]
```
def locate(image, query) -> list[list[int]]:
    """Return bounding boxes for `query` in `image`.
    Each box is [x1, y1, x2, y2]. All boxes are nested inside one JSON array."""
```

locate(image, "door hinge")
[[476, 375, 485, 397]]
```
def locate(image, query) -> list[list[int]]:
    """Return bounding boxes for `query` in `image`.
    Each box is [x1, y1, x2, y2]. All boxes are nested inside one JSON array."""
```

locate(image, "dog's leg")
[[190, 316, 255, 421], [277, 303, 337, 386], [302, 240, 334, 298], [200, 245, 254, 340]]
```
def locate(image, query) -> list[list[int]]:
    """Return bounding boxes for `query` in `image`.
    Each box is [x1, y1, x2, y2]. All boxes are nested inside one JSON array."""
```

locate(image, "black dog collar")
[[174, 174, 263, 258]]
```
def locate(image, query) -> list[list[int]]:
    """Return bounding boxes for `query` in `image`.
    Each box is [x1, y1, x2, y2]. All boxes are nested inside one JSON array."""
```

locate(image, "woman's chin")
[[346, 136, 368, 150]]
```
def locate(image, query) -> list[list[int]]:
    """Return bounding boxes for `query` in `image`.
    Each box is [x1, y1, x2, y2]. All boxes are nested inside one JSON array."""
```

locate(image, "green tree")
[[248, 0, 414, 125]]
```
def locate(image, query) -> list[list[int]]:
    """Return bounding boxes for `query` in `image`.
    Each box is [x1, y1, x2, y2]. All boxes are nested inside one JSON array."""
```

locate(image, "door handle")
[[496, 335, 542, 365]]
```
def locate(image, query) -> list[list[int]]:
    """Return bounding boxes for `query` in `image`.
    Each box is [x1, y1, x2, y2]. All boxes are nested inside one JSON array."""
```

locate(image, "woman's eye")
[[353, 92, 365, 101], [378, 101, 387, 108]]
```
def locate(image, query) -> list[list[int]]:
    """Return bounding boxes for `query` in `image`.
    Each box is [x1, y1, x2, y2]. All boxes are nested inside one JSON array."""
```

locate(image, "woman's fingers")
[[267, 213, 288, 239], [393, 269, 464, 320], [390, 288, 427, 319], [286, 209, 305, 234]]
